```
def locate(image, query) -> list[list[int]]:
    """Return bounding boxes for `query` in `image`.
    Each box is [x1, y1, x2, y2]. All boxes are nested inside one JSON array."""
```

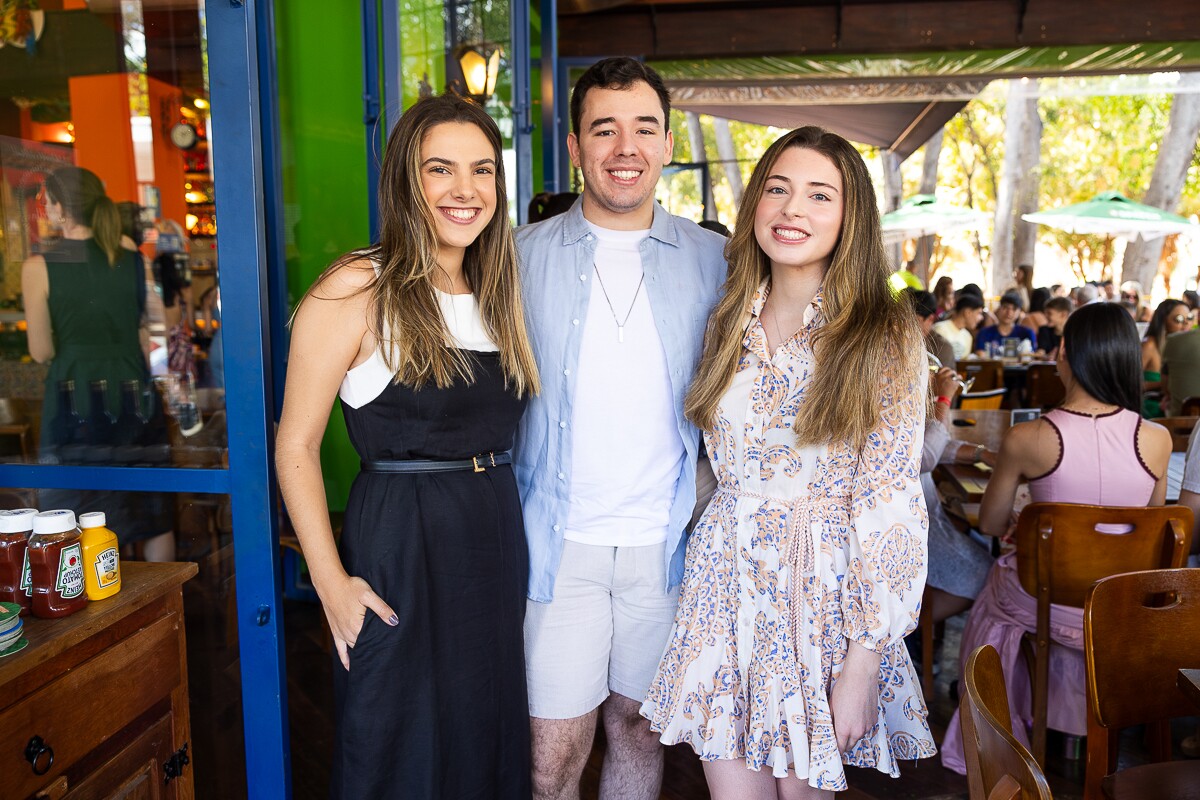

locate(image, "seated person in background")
[[933, 293, 984, 362], [1142, 298, 1190, 418], [1184, 289, 1200, 316], [940, 303, 1171, 774], [1036, 296, 1072, 356], [921, 366, 997, 629], [974, 291, 1036, 357], [1025, 286, 1050, 331], [1120, 281, 1153, 323], [1161, 315, 1200, 416], [1074, 282, 1099, 307], [908, 288, 956, 367], [957, 282, 997, 329]]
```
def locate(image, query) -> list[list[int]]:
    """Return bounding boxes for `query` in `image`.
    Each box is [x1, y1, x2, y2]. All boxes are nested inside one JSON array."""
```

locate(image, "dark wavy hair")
[[1061, 302, 1143, 413], [570, 57, 671, 134], [1145, 297, 1190, 355]]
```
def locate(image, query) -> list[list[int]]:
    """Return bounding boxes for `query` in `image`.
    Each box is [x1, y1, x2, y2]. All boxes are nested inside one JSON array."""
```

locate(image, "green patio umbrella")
[[1021, 191, 1199, 240], [880, 194, 989, 244]]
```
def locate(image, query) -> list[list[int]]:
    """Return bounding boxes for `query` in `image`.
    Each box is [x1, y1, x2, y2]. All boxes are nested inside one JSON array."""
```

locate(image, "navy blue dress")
[[331, 350, 531, 799]]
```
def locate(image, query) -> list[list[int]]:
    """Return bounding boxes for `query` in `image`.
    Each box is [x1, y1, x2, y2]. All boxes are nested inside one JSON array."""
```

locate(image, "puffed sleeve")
[[842, 364, 929, 653]]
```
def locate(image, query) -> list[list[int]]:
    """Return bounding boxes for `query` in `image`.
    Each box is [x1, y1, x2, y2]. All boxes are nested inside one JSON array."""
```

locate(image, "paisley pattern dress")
[[641, 281, 936, 791]]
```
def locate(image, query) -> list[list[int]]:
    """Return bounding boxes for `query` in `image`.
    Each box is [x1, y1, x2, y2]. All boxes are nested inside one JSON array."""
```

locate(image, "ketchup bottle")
[[28, 510, 89, 619], [0, 508, 37, 613]]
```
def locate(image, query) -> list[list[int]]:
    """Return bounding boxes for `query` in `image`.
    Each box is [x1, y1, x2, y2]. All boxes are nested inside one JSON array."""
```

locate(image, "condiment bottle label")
[[56, 543, 85, 599], [93, 548, 119, 589], [20, 550, 31, 597]]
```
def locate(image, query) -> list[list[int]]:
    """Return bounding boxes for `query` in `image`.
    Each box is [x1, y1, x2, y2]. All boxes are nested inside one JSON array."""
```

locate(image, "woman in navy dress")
[[276, 95, 540, 799]]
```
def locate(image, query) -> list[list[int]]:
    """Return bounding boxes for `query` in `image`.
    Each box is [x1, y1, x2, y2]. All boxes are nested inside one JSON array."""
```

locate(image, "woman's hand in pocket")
[[318, 572, 398, 670]]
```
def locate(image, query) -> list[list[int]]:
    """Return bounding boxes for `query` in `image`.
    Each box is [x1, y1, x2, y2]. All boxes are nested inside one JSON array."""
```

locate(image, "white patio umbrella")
[[1021, 191, 1199, 240], [881, 194, 990, 244]]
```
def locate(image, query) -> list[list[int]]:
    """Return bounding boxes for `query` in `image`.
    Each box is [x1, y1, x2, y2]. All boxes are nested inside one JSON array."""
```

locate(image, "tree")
[[1120, 71, 1200, 290]]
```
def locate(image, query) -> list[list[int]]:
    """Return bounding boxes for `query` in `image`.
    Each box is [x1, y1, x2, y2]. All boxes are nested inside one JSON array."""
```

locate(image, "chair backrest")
[[1024, 363, 1065, 410], [959, 359, 1005, 392], [1015, 503, 1193, 609], [1180, 395, 1200, 417], [948, 408, 1011, 452], [1085, 568, 1200, 730], [960, 388, 1007, 410], [1156, 416, 1197, 453], [961, 644, 1054, 800]]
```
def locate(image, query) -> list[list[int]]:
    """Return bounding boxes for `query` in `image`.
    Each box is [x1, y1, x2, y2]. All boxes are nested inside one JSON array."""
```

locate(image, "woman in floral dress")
[[641, 127, 936, 798]]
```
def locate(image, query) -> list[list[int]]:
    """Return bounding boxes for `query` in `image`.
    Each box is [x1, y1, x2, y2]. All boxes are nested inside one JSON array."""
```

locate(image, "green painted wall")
[[275, 2, 369, 511]]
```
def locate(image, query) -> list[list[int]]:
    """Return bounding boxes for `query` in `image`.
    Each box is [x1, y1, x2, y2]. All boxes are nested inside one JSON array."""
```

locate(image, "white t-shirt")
[[564, 223, 684, 547], [932, 319, 974, 361]]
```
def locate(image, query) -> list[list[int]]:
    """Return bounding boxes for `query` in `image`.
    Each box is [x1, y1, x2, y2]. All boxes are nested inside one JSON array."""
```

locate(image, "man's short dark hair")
[[956, 283, 984, 301], [570, 57, 671, 135], [905, 288, 938, 319], [955, 294, 984, 313], [999, 291, 1024, 312], [1044, 296, 1072, 314]]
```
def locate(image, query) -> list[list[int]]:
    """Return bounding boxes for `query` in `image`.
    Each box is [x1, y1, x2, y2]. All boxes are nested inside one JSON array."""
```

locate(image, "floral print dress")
[[641, 282, 936, 791]]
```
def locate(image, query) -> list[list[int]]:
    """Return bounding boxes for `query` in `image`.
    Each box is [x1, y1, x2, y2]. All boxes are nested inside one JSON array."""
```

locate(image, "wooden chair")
[[1180, 395, 1200, 417], [1083, 568, 1200, 800], [0, 397, 34, 460], [1156, 416, 1197, 452], [1014, 502, 1194, 767], [1023, 363, 1065, 410], [960, 388, 1007, 410], [960, 644, 1054, 800], [959, 359, 1006, 392]]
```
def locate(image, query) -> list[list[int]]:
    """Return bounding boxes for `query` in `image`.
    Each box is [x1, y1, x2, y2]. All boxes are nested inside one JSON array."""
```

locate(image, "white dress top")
[[338, 289, 498, 409]]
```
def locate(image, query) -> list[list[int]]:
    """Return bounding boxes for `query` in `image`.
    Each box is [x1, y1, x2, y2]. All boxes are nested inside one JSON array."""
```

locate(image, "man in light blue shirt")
[[514, 57, 725, 800]]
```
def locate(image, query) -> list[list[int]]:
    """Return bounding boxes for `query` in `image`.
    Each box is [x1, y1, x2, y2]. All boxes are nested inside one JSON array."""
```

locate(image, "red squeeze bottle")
[[0, 508, 37, 613], [28, 510, 89, 619]]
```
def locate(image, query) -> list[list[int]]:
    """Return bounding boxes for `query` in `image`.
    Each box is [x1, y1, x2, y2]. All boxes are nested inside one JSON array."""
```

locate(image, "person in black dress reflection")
[[275, 95, 540, 799]]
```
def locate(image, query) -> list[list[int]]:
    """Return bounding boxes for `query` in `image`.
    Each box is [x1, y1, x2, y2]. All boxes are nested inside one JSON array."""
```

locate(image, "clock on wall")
[[170, 122, 199, 150]]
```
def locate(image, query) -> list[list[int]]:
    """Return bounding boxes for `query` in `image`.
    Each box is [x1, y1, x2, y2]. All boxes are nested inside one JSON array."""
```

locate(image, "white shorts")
[[524, 540, 680, 719]]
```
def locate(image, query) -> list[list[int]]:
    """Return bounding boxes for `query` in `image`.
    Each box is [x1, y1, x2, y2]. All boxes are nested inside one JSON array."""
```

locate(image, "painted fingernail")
[[388, 614, 399, 626]]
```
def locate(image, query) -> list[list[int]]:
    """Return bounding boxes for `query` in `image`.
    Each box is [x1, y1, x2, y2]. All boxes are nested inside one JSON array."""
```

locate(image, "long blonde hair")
[[304, 95, 539, 397], [685, 127, 922, 451]]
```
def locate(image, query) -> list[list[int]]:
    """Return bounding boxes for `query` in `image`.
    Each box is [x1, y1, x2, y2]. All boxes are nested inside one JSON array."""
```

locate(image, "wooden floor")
[[284, 600, 1196, 799]]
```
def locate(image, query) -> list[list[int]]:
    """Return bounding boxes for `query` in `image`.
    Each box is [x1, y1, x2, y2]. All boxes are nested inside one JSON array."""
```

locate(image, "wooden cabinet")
[[0, 563, 198, 800]]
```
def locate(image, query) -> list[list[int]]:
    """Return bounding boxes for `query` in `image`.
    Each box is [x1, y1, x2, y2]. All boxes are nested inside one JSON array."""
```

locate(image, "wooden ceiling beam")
[[558, 0, 1200, 60]]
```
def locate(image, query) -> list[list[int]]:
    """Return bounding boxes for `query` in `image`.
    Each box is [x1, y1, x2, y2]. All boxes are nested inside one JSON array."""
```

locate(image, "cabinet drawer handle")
[[24, 735, 54, 776]]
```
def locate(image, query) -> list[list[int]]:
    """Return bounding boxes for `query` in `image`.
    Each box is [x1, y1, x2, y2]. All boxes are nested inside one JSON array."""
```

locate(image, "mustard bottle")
[[78, 512, 122, 601]]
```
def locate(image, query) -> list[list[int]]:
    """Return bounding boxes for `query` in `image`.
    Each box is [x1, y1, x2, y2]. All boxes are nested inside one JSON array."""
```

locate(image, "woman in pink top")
[[941, 303, 1171, 773]]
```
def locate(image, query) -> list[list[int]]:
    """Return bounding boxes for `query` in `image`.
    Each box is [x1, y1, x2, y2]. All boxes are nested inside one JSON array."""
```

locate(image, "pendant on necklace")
[[618, 326, 625, 343]]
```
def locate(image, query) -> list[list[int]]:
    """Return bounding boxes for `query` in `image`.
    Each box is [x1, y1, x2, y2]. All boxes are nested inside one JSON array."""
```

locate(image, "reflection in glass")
[[0, 0, 224, 466]]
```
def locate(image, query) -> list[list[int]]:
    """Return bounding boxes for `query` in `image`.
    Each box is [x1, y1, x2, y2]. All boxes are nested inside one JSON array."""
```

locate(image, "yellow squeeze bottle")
[[78, 512, 122, 600]]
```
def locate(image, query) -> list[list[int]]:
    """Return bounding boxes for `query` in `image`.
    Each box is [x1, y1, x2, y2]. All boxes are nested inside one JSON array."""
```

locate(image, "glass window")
[[0, 0, 226, 467]]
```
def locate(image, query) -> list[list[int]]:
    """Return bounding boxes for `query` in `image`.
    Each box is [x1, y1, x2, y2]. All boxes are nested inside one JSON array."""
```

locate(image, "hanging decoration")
[[0, 0, 45, 54]]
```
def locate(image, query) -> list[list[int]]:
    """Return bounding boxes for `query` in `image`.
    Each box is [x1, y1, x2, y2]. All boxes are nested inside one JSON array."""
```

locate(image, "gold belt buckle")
[[472, 452, 497, 473]]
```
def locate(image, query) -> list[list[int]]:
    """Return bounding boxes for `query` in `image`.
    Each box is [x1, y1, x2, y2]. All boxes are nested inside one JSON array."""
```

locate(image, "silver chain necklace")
[[592, 263, 644, 343]]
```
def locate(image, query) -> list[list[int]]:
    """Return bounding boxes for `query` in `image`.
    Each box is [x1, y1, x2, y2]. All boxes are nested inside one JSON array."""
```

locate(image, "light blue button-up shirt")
[[514, 199, 727, 602]]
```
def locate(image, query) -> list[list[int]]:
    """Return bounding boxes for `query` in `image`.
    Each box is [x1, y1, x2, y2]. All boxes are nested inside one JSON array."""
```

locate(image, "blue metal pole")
[[381, 0, 401, 132], [539, 0, 559, 194], [256, 0, 289, 421], [0, 465, 230, 494], [512, 0, 533, 223], [361, 0, 382, 242], [206, 2, 291, 798]]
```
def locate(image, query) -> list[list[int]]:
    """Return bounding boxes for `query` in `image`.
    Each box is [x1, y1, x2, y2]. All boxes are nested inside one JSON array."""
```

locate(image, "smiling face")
[[752, 146, 844, 277], [567, 80, 673, 230], [419, 121, 498, 268]]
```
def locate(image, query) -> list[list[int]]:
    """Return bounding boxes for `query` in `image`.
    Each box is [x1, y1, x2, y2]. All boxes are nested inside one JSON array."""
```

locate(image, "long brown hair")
[[44, 167, 122, 266], [685, 126, 922, 451], [303, 94, 539, 397]]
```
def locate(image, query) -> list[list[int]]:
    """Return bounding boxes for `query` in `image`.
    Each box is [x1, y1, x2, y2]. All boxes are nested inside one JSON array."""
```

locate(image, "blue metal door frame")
[[1, 2, 294, 798]]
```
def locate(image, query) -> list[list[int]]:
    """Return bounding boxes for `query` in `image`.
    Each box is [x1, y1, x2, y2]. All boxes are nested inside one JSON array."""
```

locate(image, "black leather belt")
[[361, 451, 512, 474]]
